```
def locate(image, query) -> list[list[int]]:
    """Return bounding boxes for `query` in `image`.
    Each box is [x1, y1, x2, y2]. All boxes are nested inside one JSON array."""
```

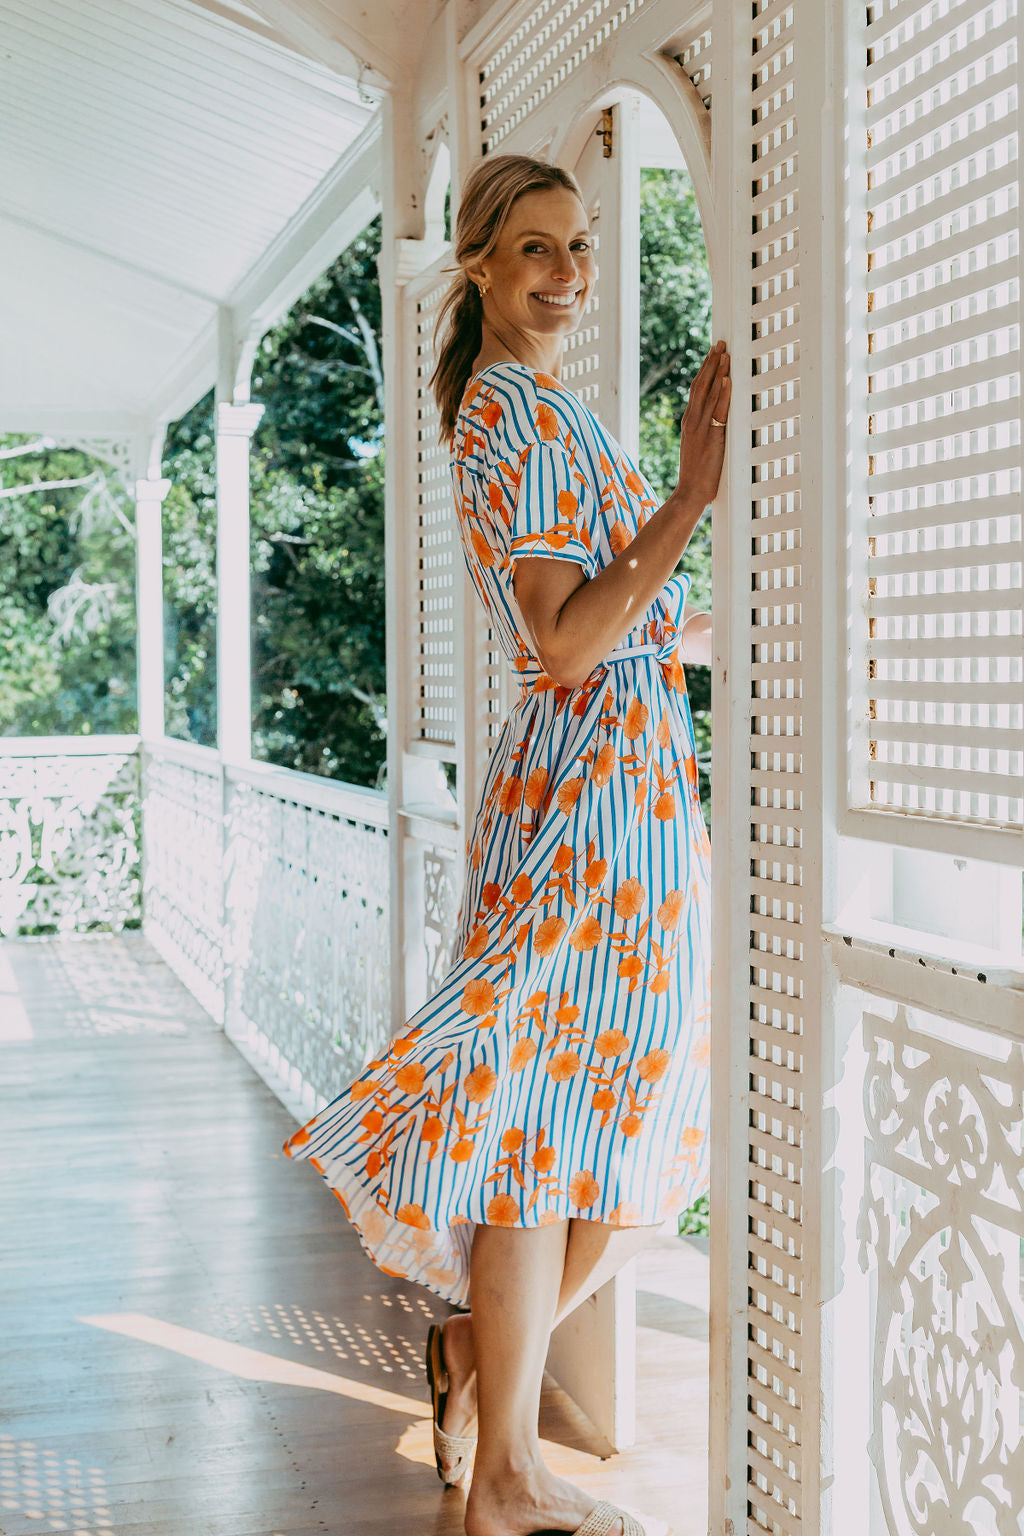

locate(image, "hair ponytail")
[[430, 154, 583, 453]]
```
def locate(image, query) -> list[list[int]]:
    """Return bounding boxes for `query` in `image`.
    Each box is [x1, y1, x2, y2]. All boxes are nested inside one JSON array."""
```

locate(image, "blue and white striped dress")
[[284, 361, 712, 1307]]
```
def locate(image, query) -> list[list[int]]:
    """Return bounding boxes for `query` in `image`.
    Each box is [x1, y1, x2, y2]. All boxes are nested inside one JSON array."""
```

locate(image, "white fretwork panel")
[[0, 750, 140, 936], [224, 779, 391, 1103], [746, 1, 805, 1531], [412, 270, 460, 755], [858, 0, 1023, 832], [478, 0, 654, 154], [140, 746, 225, 1024], [423, 842, 461, 997], [858, 1000, 1024, 1536]]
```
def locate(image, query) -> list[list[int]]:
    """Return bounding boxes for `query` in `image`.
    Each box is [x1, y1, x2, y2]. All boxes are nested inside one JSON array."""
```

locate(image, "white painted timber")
[[0, 0, 377, 429], [134, 476, 172, 743], [214, 400, 264, 768]]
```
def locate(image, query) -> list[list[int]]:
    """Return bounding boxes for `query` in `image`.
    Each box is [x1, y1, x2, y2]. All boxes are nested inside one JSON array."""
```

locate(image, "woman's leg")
[[552, 1218, 660, 1329], [437, 1216, 660, 1464], [462, 1218, 660, 1536]]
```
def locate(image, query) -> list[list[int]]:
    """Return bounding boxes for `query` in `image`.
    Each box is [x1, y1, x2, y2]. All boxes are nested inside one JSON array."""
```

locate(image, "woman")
[[283, 153, 730, 1536]]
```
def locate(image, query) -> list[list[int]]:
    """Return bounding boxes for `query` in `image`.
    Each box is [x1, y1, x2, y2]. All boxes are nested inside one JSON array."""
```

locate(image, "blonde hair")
[[430, 154, 585, 452]]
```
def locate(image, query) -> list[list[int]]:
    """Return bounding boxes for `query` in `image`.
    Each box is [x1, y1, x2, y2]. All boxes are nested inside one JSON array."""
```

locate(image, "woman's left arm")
[[680, 601, 712, 667]]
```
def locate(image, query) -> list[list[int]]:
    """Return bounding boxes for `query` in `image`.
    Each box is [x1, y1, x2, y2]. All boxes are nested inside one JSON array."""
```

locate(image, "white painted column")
[[214, 401, 264, 766], [134, 475, 171, 742]]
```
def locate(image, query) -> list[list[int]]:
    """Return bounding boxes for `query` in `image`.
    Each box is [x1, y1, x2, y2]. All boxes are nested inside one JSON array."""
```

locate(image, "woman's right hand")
[[676, 340, 731, 513]]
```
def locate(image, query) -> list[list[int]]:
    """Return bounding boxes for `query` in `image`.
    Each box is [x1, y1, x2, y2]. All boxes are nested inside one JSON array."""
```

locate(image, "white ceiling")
[[0, 0, 455, 436]]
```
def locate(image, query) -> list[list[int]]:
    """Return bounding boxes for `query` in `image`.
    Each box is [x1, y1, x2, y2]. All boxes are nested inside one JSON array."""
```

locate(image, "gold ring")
[[711, 417, 726, 428]]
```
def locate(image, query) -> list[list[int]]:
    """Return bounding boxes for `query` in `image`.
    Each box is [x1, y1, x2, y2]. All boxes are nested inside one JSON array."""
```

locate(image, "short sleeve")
[[504, 436, 598, 579]]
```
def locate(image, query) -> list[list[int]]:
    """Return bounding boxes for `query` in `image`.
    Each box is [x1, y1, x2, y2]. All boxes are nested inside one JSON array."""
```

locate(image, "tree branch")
[[0, 438, 55, 460], [0, 474, 96, 501]]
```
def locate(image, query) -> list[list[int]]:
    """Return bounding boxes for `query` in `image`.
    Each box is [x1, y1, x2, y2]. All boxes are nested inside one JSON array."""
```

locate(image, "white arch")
[[547, 58, 716, 274]]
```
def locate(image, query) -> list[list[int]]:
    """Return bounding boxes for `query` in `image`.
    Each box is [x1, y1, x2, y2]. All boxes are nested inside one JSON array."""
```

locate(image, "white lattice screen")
[[673, 8, 713, 110], [478, 0, 654, 154], [473, 607, 508, 782], [411, 272, 459, 756], [560, 259, 601, 411], [858, 0, 1022, 834], [745, 1, 806, 1531]]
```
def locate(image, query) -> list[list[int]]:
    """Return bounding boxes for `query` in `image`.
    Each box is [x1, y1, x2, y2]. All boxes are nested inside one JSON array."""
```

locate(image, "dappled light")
[[0, 1436, 112, 1534]]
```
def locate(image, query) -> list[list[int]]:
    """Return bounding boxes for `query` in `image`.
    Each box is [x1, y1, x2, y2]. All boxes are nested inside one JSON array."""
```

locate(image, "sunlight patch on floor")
[[79, 1313, 429, 1416]]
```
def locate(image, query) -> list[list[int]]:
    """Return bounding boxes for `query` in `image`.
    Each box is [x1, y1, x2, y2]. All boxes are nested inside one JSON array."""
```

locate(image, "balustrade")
[[0, 738, 397, 1118]]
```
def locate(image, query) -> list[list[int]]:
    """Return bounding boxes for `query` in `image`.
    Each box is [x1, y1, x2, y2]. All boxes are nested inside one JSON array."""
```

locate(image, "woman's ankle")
[[470, 1441, 548, 1487]]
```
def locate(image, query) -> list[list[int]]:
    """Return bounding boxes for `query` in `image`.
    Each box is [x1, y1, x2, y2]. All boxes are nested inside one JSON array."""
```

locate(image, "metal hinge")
[[595, 106, 614, 158]]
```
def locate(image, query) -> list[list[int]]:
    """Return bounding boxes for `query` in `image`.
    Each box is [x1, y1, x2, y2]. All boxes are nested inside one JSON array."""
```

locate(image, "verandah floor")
[[0, 933, 709, 1536]]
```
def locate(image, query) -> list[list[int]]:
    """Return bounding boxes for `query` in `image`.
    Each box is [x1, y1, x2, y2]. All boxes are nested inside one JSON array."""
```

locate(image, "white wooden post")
[[134, 475, 171, 742], [215, 401, 264, 766], [378, 86, 434, 1033]]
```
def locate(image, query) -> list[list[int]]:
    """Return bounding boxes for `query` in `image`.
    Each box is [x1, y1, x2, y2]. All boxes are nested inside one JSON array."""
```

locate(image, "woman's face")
[[470, 187, 596, 343]]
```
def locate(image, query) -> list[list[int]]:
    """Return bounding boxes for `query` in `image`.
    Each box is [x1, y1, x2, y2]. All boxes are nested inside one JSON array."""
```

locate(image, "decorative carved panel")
[[0, 750, 140, 935], [858, 1001, 1024, 1535], [423, 843, 460, 998]]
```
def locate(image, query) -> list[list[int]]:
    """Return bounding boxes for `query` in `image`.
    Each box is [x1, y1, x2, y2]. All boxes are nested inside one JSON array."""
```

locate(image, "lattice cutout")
[[861, 0, 1023, 830], [412, 274, 459, 754], [672, 10, 713, 110], [473, 605, 507, 779], [478, 0, 653, 154], [561, 243, 601, 412], [747, 1, 805, 1531]]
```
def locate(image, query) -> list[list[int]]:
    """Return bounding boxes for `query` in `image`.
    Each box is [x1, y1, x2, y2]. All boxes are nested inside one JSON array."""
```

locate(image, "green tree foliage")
[[0, 443, 137, 734], [638, 166, 713, 827], [160, 409, 218, 746], [161, 219, 387, 785]]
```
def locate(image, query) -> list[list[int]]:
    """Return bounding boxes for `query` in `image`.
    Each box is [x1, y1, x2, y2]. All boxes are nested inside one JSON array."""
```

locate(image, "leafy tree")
[[638, 166, 713, 829], [0, 441, 137, 735], [160, 408, 219, 746], [161, 219, 387, 785]]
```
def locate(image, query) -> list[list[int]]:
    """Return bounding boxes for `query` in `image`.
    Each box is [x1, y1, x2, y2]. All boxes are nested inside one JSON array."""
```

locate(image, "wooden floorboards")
[[0, 934, 709, 1536]]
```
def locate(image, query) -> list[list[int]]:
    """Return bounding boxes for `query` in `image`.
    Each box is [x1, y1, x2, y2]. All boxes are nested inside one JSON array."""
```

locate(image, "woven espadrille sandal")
[[425, 1321, 477, 1487], [531, 1501, 652, 1536]]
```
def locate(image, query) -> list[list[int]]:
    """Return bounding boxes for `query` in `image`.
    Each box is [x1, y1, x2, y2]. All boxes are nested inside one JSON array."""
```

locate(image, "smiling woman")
[[282, 150, 729, 1536]]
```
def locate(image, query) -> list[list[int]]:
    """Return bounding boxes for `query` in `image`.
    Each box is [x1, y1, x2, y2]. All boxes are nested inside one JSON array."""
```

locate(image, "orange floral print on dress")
[[464, 1063, 498, 1103], [569, 1170, 601, 1208], [396, 1203, 432, 1229], [547, 1051, 582, 1082], [613, 878, 645, 919], [394, 1061, 427, 1094], [591, 741, 617, 786], [281, 360, 711, 1312], [637, 1049, 672, 1083], [460, 978, 496, 1015], [533, 915, 567, 955], [509, 1038, 538, 1071], [486, 1193, 520, 1226]]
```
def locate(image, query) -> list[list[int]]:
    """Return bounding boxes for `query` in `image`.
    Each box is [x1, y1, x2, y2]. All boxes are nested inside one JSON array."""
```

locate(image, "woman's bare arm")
[[680, 604, 712, 667], [513, 492, 706, 688], [512, 341, 729, 690]]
